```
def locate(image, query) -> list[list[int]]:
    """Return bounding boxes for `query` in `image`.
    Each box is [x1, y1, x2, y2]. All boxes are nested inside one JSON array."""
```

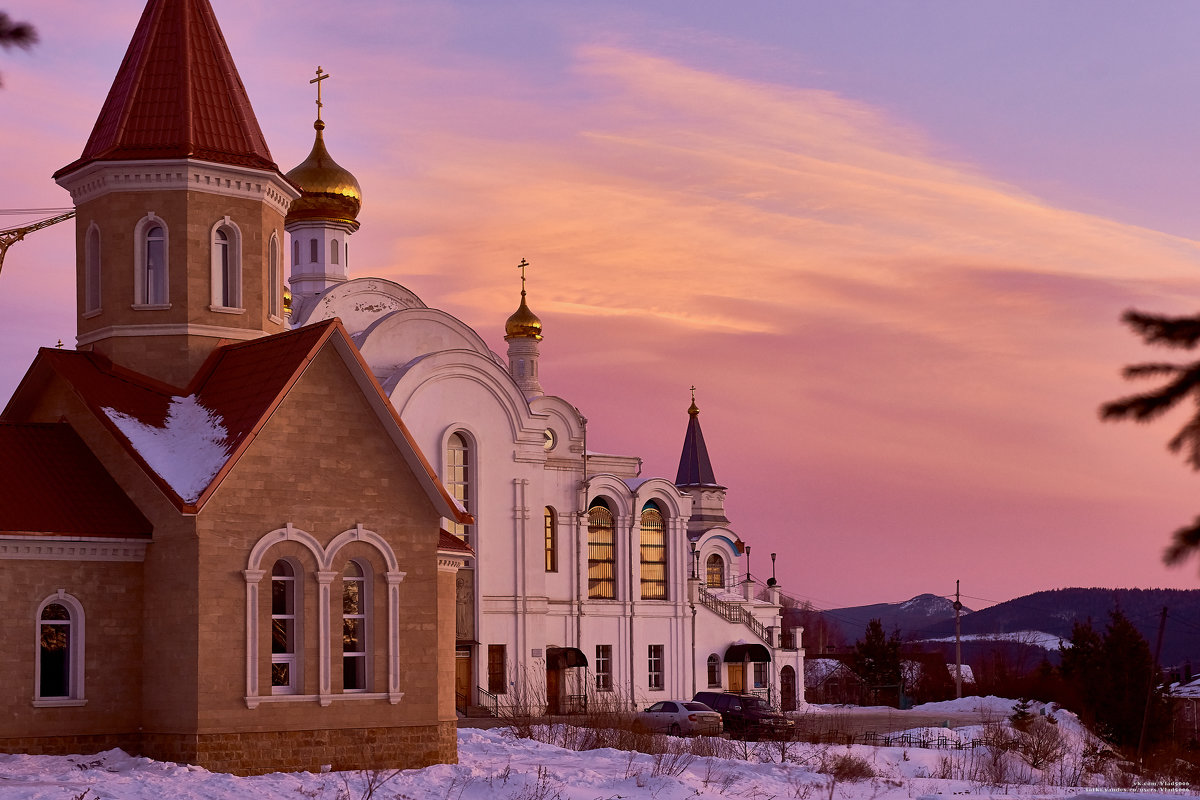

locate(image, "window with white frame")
[[342, 560, 367, 691], [707, 653, 721, 687], [84, 224, 101, 313], [271, 560, 300, 694], [268, 234, 281, 318], [35, 592, 85, 704], [639, 504, 667, 600], [445, 432, 473, 544], [595, 644, 612, 691], [648, 644, 664, 691], [135, 216, 168, 306], [211, 220, 241, 308]]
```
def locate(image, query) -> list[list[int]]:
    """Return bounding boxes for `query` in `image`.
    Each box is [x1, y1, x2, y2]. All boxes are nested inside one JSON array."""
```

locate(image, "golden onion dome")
[[285, 120, 362, 229], [505, 290, 543, 340]]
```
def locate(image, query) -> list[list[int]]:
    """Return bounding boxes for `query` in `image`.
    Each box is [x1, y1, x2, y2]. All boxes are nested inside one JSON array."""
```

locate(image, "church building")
[[0, 0, 470, 775]]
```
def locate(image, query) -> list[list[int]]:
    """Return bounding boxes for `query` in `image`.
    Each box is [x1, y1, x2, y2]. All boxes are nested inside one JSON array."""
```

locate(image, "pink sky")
[[3, 1, 1200, 611]]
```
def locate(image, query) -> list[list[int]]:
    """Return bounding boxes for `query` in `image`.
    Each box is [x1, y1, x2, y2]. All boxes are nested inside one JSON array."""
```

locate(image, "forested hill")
[[917, 587, 1200, 669]]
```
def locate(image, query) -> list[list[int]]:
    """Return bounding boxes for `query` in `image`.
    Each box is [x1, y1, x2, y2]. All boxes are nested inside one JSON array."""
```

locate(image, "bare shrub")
[[338, 767, 404, 800], [700, 758, 739, 794], [513, 765, 563, 800], [819, 752, 874, 782], [650, 739, 696, 777], [1016, 718, 1068, 770]]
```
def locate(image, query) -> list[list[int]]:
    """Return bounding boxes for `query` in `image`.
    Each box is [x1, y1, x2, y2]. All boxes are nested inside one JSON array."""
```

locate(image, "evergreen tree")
[[852, 618, 902, 703]]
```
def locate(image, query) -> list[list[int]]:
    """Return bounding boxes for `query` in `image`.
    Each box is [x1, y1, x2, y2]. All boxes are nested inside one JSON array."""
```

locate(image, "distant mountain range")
[[816, 587, 1200, 670]]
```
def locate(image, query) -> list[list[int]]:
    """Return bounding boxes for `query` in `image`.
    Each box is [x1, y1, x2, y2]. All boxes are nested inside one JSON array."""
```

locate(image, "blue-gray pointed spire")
[[675, 394, 724, 488]]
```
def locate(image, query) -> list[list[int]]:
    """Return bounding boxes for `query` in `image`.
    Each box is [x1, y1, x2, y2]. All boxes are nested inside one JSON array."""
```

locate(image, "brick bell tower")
[[52, 0, 300, 387]]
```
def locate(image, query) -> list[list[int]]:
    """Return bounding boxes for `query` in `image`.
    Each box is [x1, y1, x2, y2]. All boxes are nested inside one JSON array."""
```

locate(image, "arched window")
[[640, 503, 666, 600], [707, 653, 721, 687], [342, 560, 368, 692], [211, 220, 241, 308], [331, 239, 340, 265], [84, 224, 101, 313], [271, 560, 300, 694], [35, 593, 84, 703], [292, 239, 300, 266], [544, 507, 557, 572], [135, 216, 169, 306], [706, 554, 725, 589], [310, 238, 318, 263], [446, 432, 473, 544], [268, 234, 281, 318], [587, 502, 615, 599]]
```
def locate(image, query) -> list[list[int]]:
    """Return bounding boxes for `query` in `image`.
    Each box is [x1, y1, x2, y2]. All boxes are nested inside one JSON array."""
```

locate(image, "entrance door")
[[728, 663, 745, 693], [455, 648, 472, 714], [546, 665, 561, 715], [780, 665, 796, 711]]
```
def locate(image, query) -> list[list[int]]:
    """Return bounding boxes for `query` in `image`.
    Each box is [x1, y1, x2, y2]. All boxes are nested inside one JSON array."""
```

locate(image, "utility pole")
[[954, 580, 963, 700], [1137, 606, 1168, 766]]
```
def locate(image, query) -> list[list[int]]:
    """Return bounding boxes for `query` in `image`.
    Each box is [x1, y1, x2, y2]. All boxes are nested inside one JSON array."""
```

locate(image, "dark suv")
[[692, 691, 794, 739]]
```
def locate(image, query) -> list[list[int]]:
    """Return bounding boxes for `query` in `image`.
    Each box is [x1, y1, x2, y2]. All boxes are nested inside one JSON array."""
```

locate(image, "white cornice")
[[77, 323, 269, 347], [55, 158, 301, 216], [0, 536, 148, 562]]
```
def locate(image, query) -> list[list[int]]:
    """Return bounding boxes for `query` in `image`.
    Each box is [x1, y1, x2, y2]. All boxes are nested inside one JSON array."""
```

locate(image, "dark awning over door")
[[724, 643, 771, 663], [546, 646, 589, 669]]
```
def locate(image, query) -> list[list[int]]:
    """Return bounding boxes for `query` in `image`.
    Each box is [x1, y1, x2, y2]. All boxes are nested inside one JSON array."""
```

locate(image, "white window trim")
[[132, 212, 170, 309], [33, 589, 86, 707], [442, 427, 478, 546], [269, 557, 303, 696], [209, 216, 244, 311], [243, 524, 405, 709]]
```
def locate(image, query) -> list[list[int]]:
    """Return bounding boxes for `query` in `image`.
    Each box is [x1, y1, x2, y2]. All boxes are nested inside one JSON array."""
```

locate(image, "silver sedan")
[[636, 700, 723, 736]]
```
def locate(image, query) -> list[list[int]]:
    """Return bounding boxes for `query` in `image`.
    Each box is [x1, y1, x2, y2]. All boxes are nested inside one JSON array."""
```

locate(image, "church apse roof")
[[54, 0, 279, 179]]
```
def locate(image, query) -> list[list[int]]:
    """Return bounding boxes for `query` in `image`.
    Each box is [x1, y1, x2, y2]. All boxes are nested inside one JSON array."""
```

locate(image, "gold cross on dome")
[[517, 258, 529, 292], [690, 385, 696, 403], [311, 66, 330, 120]]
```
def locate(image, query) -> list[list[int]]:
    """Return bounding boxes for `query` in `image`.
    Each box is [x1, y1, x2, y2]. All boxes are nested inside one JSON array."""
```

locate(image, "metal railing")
[[477, 686, 499, 717], [697, 586, 772, 644]]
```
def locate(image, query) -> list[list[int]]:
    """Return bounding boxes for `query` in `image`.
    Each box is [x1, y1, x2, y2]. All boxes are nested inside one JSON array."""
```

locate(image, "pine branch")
[[0, 14, 36, 50], [1100, 363, 1200, 422], [1122, 363, 1183, 379], [1167, 410, 1200, 469], [1122, 309, 1200, 349], [1163, 515, 1200, 567]]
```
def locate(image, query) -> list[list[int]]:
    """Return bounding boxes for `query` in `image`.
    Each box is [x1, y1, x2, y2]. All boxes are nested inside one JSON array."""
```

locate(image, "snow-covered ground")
[[0, 699, 1191, 800], [915, 631, 1070, 652]]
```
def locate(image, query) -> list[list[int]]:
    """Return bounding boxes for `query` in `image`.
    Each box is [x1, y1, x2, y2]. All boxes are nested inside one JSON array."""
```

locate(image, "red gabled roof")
[[3, 320, 473, 525], [437, 529, 474, 556], [54, 0, 278, 179], [0, 423, 152, 537]]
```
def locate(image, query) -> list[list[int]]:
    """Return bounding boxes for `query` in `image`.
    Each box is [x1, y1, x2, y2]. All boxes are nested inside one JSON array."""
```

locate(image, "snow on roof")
[[1169, 677, 1200, 699], [103, 395, 229, 504], [948, 663, 976, 684]]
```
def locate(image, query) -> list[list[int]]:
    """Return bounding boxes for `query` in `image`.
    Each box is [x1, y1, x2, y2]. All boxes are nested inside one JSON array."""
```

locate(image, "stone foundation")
[[2, 723, 458, 777]]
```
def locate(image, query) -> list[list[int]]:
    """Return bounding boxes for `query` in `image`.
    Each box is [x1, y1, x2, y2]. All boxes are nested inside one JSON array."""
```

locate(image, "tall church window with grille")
[[544, 507, 557, 572], [271, 560, 300, 694], [587, 503, 615, 599], [640, 504, 667, 600], [446, 432, 473, 544], [706, 554, 725, 589], [342, 560, 367, 691], [84, 224, 101, 313], [488, 644, 506, 694]]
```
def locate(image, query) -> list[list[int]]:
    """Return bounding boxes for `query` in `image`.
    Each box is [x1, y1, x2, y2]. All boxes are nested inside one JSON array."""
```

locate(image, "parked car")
[[691, 691, 794, 739], [636, 700, 724, 736]]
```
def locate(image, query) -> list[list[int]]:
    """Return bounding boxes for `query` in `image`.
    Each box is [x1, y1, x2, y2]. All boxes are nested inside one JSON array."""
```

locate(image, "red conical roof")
[[54, 0, 278, 179]]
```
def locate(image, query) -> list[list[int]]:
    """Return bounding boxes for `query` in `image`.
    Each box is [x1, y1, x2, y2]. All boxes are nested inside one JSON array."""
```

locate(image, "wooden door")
[[455, 649, 472, 713], [728, 663, 744, 693]]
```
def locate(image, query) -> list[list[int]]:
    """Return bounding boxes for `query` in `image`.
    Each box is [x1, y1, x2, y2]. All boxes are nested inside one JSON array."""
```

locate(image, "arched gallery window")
[[271, 560, 300, 694], [292, 239, 300, 266], [268, 234, 281, 318], [331, 239, 339, 265], [35, 593, 85, 703], [640, 503, 666, 600], [137, 218, 168, 306], [587, 502, 615, 599], [446, 432, 473, 544], [342, 560, 368, 691], [706, 554, 725, 589], [544, 507, 557, 572]]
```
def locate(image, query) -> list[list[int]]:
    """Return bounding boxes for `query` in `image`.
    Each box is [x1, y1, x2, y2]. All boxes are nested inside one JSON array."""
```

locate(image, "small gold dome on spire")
[[505, 258, 543, 340], [285, 119, 363, 229]]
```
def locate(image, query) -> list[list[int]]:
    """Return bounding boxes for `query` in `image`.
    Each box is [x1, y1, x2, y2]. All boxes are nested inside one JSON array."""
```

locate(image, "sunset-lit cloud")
[[3, 1, 1200, 607]]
